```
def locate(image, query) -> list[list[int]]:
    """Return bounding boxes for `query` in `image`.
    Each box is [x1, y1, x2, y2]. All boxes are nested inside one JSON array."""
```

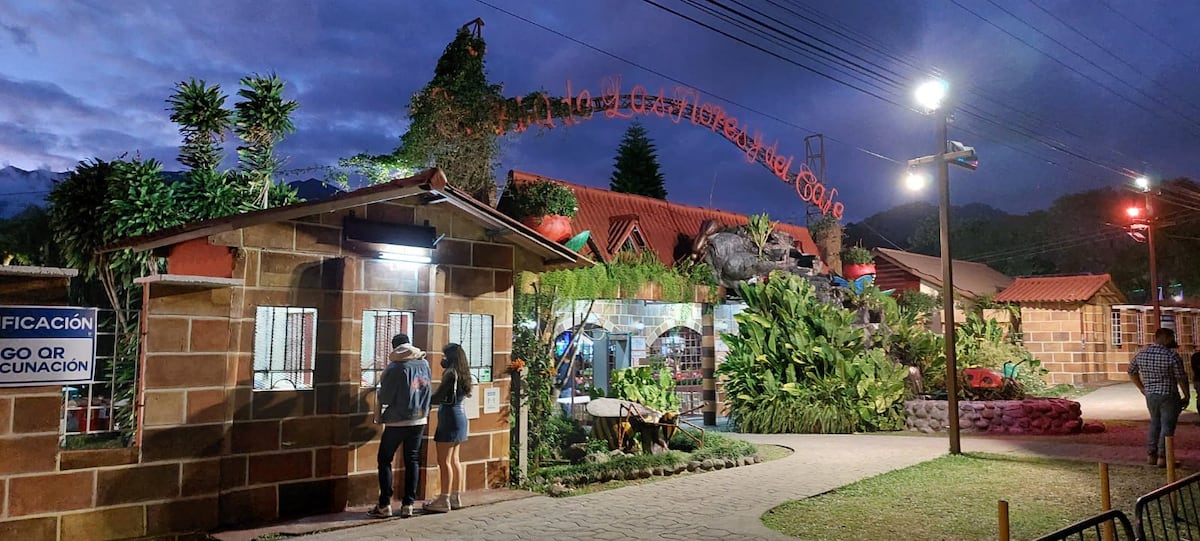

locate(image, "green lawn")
[[762, 453, 1184, 541]]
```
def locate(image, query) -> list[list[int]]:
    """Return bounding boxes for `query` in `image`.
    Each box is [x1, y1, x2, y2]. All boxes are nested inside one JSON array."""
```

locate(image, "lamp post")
[[908, 79, 976, 455], [1133, 177, 1162, 326]]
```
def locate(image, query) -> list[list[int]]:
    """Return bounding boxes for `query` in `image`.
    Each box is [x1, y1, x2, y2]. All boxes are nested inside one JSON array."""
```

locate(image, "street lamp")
[[905, 170, 930, 191], [1130, 177, 1161, 326], [907, 78, 973, 456]]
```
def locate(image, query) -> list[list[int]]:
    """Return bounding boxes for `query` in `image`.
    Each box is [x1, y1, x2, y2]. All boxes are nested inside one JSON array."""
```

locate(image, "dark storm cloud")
[[0, 23, 35, 52], [3, 0, 1200, 221]]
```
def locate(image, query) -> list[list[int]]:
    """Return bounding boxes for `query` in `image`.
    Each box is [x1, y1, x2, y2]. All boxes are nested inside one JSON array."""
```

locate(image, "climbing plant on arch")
[[351, 19, 847, 219]]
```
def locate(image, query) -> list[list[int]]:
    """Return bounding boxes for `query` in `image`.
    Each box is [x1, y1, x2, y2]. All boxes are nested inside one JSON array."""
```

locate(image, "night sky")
[[3, 0, 1200, 222]]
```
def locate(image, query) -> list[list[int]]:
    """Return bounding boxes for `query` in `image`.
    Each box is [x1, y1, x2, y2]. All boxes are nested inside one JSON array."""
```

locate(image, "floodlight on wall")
[[378, 245, 433, 264], [343, 216, 438, 263]]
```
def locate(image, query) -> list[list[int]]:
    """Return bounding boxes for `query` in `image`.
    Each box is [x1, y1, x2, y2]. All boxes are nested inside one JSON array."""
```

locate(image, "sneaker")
[[1149, 454, 1159, 465], [399, 504, 414, 518], [1158, 456, 1166, 468], [367, 504, 392, 518], [449, 493, 463, 510], [423, 494, 451, 513]]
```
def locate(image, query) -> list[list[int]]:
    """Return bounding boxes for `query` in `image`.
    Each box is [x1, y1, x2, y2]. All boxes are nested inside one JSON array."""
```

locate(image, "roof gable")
[[994, 274, 1124, 304], [102, 168, 588, 269], [873, 247, 1014, 298], [505, 170, 821, 266]]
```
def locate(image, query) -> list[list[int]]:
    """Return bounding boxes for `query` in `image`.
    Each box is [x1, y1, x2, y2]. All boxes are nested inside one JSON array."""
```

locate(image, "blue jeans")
[[1146, 393, 1182, 457], [378, 425, 424, 507]]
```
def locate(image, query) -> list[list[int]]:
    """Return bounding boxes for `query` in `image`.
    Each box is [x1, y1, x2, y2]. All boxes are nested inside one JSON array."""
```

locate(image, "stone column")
[[701, 305, 717, 426]]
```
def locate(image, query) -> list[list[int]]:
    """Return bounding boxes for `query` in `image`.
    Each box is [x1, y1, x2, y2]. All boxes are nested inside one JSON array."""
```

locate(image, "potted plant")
[[842, 245, 876, 280], [504, 180, 578, 242]]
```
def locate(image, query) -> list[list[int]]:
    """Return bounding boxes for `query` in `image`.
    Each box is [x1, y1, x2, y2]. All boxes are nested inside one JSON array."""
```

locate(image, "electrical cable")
[[470, 0, 904, 164], [1022, 0, 1200, 115], [951, 0, 1200, 138]]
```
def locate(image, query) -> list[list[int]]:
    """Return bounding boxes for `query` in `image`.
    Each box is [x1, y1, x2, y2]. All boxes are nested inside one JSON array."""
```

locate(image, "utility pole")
[[936, 111, 961, 455], [908, 79, 976, 456], [1146, 190, 1161, 327]]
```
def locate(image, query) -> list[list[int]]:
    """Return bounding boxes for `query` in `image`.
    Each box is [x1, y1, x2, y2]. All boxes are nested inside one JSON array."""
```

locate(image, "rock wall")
[[904, 398, 1083, 435]]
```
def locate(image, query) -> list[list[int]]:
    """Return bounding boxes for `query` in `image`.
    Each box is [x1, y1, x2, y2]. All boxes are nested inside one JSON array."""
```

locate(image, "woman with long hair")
[[423, 343, 472, 513]]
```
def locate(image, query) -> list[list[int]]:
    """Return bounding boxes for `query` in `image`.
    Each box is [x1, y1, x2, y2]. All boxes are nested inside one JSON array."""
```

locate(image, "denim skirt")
[[434, 403, 469, 443]]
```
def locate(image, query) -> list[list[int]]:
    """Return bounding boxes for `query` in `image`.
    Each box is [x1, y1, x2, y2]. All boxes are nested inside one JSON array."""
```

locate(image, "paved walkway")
[[303, 434, 952, 541], [1074, 382, 1200, 424], [280, 387, 1198, 541]]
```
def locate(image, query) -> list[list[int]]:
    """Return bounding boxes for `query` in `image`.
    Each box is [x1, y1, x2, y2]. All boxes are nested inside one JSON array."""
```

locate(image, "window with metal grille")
[[360, 309, 414, 387], [1134, 311, 1145, 346], [1194, 316, 1200, 348], [449, 313, 493, 383], [652, 326, 703, 374], [1110, 310, 1123, 347], [253, 307, 317, 390]]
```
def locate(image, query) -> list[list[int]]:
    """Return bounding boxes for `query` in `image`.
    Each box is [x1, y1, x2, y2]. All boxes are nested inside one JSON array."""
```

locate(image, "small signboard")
[[0, 306, 98, 387], [463, 385, 481, 420], [483, 387, 501, 414]]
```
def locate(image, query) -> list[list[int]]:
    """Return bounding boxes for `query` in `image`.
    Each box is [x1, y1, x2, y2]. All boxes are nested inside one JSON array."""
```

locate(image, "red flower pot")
[[522, 214, 573, 243], [843, 263, 876, 280]]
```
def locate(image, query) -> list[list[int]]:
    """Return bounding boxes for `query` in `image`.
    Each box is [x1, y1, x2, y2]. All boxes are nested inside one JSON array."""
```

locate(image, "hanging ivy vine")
[[522, 251, 720, 304]]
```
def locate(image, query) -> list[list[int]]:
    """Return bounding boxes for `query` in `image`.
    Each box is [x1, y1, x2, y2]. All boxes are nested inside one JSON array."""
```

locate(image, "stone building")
[[996, 273, 1200, 384], [0, 168, 585, 539], [994, 274, 1127, 384], [501, 171, 822, 423]]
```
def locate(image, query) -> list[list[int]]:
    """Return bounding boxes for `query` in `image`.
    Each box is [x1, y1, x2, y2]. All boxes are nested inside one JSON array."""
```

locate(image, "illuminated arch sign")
[[0, 306, 97, 387], [437, 76, 846, 219]]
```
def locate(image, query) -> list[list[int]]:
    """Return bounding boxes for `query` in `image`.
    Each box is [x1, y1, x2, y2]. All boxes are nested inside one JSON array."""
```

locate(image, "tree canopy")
[[609, 121, 668, 200]]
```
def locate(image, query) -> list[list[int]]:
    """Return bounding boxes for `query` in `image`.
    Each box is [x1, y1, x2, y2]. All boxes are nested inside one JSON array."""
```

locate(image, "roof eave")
[[433, 184, 592, 269]]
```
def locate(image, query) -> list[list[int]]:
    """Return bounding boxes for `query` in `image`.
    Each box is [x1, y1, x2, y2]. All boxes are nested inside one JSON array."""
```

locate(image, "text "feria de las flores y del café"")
[[435, 76, 846, 219]]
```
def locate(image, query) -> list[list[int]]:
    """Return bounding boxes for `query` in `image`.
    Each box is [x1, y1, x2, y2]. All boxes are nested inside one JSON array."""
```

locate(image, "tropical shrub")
[[597, 366, 681, 413], [501, 179, 578, 219], [719, 272, 908, 433], [842, 245, 874, 264]]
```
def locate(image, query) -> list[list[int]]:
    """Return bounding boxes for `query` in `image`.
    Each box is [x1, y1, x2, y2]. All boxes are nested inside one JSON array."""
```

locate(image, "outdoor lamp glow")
[[905, 170, 929, 191], [914, 79, 949, 112], [1135, 176, 1151, 192]]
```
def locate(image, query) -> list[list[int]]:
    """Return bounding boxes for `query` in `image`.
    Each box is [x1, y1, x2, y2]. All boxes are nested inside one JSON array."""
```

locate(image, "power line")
[[951, 0, 1200, 139], [1096, 0, 1200, 67], [691, 0, 1134, 178], [470, 0, 903, 165], [1022, 0, 1200, 115], [786, 0, 1150, 170]]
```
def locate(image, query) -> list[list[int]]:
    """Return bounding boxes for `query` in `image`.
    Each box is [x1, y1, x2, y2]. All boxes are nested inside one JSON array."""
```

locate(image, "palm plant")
[[167, 79, 233, 172], [233, 73, 299, 208]]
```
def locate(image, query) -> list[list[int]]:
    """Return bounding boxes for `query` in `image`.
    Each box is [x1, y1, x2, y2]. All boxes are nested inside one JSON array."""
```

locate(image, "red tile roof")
[[873, 248, 1014, 298], [994, 274, 1119, 303], [507, 171, 820, 264]]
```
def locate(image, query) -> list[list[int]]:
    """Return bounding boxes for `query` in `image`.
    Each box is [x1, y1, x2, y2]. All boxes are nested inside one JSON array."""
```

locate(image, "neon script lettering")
[[439, 77, 847, 219]]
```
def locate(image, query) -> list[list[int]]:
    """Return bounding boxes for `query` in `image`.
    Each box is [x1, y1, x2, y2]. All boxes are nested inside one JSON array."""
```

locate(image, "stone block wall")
[[905, 398, 1083, 435], [0, 197, 532, 539]]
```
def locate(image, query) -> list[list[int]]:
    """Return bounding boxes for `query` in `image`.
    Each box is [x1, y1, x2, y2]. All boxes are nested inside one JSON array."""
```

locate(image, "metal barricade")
[[1031, 509, 1136, 541], [1135, 471, 1200, 541]]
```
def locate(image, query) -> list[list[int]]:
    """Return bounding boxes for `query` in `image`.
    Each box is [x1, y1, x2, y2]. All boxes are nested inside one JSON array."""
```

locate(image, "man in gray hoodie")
[[369, 333, 432, 518]]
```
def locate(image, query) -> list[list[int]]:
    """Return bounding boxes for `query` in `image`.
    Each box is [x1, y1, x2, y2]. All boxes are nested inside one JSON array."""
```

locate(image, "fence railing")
[[1134, 471, 1200, 541], [1031, 509, 1136, 541]]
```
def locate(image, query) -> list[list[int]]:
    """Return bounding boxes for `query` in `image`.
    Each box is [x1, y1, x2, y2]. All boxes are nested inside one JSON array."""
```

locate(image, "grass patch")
[[757, 444, 793, 462], [762, 453, 1186, 541], [528, 431, 766, 496]]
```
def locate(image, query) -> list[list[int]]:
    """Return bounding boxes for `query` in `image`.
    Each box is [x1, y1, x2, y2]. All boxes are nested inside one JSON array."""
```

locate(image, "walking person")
[[424, 343, 473, 513], [368, 334, 432, 519], [1129, 328, 1190, 467]]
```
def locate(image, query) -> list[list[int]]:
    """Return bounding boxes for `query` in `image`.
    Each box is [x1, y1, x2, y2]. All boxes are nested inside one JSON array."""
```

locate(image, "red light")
[[1127, 207, 1142, 218]]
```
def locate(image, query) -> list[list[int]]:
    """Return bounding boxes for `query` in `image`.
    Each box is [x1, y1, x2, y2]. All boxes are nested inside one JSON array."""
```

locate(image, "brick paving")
[[302, 434, 952, 541]]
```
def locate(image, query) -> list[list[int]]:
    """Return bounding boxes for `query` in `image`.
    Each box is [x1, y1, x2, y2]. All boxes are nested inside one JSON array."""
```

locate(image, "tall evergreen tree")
[[609, 122, 667, 199]]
